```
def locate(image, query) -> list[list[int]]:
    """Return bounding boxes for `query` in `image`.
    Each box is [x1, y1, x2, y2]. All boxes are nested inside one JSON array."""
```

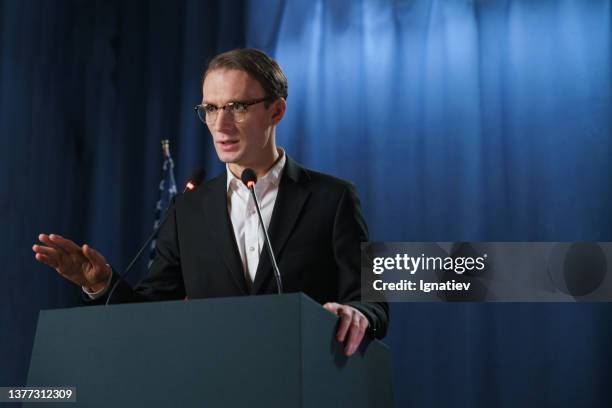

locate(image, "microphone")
[[104, 168, 206, 305], [185, 168, 205, 191], [241, 168, 283, 294]]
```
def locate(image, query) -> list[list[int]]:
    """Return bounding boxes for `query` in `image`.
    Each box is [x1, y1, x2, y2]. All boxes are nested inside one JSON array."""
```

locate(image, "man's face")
[[202, 69, 282, 170]]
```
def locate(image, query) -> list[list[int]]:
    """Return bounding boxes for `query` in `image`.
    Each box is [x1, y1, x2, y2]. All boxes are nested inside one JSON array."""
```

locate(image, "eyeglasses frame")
[[194, 97, 273, 124]]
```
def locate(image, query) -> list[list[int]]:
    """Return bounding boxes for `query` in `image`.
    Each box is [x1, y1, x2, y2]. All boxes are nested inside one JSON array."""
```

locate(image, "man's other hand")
[[32, 233, 112, 292], [323, 302, 369, 357]]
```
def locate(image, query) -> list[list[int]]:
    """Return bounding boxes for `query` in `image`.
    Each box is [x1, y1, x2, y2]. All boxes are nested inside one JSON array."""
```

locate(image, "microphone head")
[[241, 168, 257, 189], [185, 168, 206, 191]]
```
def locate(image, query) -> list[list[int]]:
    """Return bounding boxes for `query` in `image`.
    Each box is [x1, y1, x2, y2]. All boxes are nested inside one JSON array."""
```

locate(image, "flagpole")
[[161, 139, 170, 159], [147, 139, 178, 269]]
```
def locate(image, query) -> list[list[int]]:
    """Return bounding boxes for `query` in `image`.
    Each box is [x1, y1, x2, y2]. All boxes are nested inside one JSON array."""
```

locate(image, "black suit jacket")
[[97, 157, 388, 338]]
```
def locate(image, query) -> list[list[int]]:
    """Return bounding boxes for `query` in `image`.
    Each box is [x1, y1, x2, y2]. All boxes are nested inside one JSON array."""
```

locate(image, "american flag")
[[148, 140, 178, 268]]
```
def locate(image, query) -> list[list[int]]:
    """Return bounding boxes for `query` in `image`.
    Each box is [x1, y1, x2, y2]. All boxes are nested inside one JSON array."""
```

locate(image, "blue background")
[[1, 0, 611, 406]]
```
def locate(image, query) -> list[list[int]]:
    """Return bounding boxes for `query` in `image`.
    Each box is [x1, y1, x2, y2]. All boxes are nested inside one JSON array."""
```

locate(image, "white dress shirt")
[[226, 149, 286, 285]]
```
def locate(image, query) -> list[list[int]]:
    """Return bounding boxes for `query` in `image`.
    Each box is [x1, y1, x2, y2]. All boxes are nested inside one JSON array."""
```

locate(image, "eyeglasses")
[[194, 97, 271, 124]]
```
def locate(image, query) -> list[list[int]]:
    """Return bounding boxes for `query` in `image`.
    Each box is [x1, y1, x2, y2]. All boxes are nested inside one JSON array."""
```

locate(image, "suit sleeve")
[[333, 183, 389, 339], [83, 196, 185, 305]]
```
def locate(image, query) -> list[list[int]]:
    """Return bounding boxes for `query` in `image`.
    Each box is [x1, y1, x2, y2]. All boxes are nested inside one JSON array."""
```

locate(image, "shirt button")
[[249, 246, 255, 252]]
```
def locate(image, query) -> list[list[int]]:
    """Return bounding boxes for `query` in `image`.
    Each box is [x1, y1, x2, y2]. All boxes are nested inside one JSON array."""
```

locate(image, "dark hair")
[[202, 48, 288, 103]]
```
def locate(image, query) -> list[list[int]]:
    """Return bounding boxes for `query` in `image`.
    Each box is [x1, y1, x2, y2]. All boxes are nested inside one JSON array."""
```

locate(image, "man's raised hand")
[[32, 234, 112, 292]]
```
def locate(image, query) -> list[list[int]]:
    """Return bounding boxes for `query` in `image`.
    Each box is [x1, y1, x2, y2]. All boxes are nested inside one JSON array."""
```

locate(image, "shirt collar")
[[226, 148, 286, 192]]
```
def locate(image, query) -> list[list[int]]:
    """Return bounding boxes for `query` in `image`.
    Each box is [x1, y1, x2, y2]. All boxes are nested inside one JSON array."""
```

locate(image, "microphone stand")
[[247, 185, 283, 294]]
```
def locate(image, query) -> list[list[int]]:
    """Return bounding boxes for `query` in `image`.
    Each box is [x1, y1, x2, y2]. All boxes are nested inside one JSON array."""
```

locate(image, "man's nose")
[[212, 109, 234, 131]]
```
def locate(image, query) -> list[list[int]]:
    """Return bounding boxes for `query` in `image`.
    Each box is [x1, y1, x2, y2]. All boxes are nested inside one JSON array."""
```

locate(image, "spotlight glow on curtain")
[[248, 0, 612, 242]]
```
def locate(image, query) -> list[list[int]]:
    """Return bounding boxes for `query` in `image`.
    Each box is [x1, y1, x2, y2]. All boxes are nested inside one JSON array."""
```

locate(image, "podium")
[[27, 293, 393, 407]]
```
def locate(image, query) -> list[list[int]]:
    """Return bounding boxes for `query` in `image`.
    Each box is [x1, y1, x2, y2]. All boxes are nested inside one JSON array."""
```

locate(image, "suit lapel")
[[251, 157, 311, 294], [203, 173, 249, 295]]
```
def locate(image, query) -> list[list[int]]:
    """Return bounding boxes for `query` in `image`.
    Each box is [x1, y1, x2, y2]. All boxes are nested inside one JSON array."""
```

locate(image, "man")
[[32, 48, 388, 356]]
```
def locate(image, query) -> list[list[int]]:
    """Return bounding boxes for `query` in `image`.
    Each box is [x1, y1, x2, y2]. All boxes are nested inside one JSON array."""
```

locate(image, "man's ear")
[[270, 98, 286, 126]]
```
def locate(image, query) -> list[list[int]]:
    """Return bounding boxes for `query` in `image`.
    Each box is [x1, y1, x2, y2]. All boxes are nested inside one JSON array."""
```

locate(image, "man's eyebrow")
[[203, 99, 249, 106]]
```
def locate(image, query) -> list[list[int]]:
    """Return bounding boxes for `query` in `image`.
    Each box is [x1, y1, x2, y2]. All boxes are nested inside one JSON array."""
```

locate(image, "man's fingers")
[[81, 245, 112, 289], [323, 302, 340, 314], [38, 234, 57, 246], [32, 244, 60, 257], [324, 302, 351, 341], [34, 253, 57, 269], [33, 244, 65, 270], [324, 303, 369, 354], [335, 308, 353, 342], [82, 244, 105, 268], [38, 234, 72, 257], [48, 234, 82, 254], [344, 316, 367, 356]]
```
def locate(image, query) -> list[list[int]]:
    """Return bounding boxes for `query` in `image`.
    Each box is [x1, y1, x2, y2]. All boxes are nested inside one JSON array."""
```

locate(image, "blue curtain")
[[250, 2, 612, 406], [2, 1, 611, 406]]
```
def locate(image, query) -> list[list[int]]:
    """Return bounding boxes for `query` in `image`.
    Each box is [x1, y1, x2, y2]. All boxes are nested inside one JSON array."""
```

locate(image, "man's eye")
[[203, 105, 217, 114], [229, 103, 248, 113]]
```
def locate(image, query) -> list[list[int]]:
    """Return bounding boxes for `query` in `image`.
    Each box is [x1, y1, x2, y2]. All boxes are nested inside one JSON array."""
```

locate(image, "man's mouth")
[[218, 140, 239, 145], [217, 139, 240, 152]]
